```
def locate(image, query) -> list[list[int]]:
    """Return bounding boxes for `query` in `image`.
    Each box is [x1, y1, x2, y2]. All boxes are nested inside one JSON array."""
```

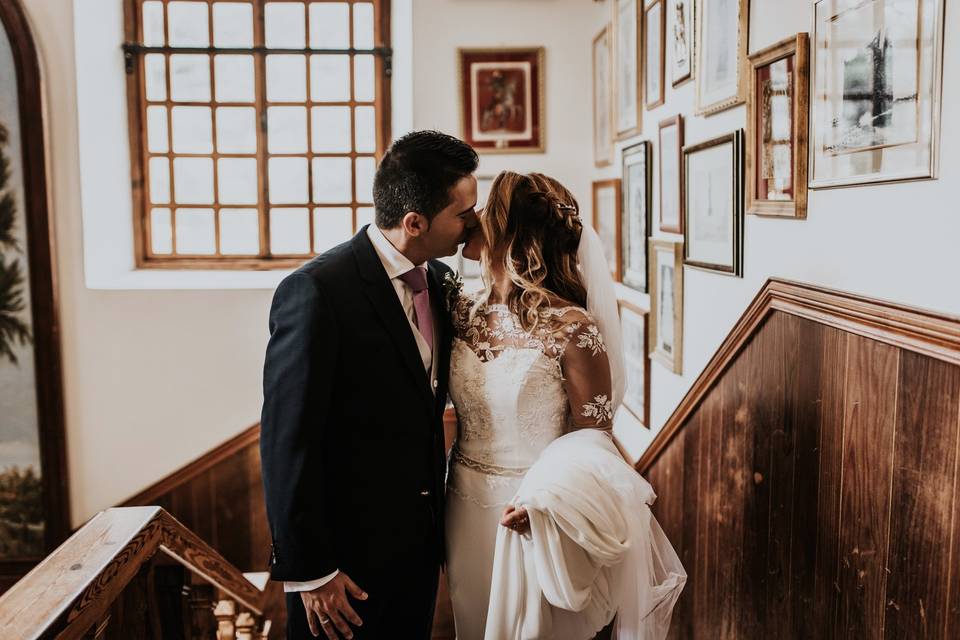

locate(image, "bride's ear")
[[400, 211, 428, 237]]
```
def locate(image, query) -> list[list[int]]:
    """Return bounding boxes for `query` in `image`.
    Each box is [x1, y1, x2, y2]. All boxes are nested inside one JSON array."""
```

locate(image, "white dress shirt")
[[284, 224, 438, 593]]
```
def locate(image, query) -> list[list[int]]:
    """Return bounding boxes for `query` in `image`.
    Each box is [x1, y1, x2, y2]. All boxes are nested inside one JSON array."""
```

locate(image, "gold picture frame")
[[694, 0, 750, 115], [592, 179, 623, 282], [644, 0, 667, 109], [593, 26, 615, 167], [612, 0, 643, 139], [648, 238, 683, 374], [619, 299, 651, 428]]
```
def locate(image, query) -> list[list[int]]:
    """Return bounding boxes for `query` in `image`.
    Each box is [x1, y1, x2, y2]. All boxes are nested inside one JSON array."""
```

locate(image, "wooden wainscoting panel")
[[885, 352, 960, 637]]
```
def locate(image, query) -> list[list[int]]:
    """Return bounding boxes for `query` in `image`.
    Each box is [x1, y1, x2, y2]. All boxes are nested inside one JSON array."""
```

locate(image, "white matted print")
[[645, 0, 666, 108], [810, 0, 944, 187], [592, 179, 622, 281], [648, 238, 683, 374], [613, 0, 642, 137], [593, 26, 615, 166], [695, 0, 749, 115], [620, 142, 651, 292], [619, 301, 650, 426], [683, 130, 743, 275], [669, 0, 693, 85], [659, 114, 684, 233]]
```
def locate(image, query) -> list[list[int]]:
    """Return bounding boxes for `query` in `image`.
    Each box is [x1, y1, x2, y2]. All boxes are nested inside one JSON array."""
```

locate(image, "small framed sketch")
[[695, 0, 750, 115], [669, 0, 693, 86], [593, 26, 615, 167], [613, 0, 643, 139], [458, 48, 545, 153], [620, 142, 651, 293], [619, 300, 651, 427], [683, 130, 744, 275], [644, 0, 666, 109], [810, 0, 945, 187], [658, 114, 684, 233], [592, 179, 623, 281], [747, 33, 809, 218], [648, 239, 683, 374]]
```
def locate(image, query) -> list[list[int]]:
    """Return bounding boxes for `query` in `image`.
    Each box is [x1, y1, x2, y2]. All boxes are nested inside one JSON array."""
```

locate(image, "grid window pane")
[[267, 55, 307, 102], [354, 55, 375, 102], [354, 106, 375, 153], [220, 208, 260, 254], [270, 208, 311, 254], [150, 208, 172, 254], [356, 206, 375, 229], [170, 54, 211, 102], [265, 2, 306, 49], [311, 157, 352, 204], [268, 106, 308, 153], [149, 157, 170, 204], [310, 55, 350, 102], [353, 3, 374, 49], [311, 106, 351, 153], [173, 157, 215, 204], [142, 1, 165, 47], [171, 106, 213, 153], [175, 208, 217, 254], [355, 157, 375, 204], [168, 1, 210, 47], [216, 107, 257, 153], [215, 55, 255, 103], [313, 207, 353, 252], [213, 2, 254, 48], [218, 158, 259, 205], [309, 3, 350, 49], [146, 106, 169, 153], [269, 157, 309, 204], [144, 54, 167, 101]]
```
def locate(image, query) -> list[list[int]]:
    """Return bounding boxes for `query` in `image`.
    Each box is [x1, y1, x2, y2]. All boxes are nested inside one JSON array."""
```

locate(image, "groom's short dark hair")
[[373, 130, 479, 229]]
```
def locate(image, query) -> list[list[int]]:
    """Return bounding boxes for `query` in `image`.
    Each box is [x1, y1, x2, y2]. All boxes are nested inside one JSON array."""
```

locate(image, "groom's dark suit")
[[260, 227, 454, 638]]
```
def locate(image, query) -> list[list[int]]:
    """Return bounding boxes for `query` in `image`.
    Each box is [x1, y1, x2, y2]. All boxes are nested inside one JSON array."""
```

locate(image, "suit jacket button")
[[420, 489, 431, 497], [432, 379, 438, 389]]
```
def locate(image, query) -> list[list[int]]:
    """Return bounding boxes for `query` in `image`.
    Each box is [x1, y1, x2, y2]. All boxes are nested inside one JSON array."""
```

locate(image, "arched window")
[[123, 0, 391, 268]]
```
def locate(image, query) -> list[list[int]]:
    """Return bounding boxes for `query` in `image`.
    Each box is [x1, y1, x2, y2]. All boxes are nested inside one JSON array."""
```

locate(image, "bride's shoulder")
[[542, 297, 595, 325]]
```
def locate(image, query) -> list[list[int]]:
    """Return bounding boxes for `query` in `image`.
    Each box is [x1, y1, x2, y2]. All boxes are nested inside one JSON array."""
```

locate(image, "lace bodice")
[[447, 294, 614, 474]]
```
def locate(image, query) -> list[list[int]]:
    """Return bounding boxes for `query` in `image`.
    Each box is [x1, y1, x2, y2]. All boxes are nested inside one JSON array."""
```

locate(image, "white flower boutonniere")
[[442, 271, 464, 312]]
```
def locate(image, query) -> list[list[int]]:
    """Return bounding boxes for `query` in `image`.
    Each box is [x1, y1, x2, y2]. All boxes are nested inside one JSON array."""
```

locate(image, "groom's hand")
[[300, 572, 368, 639]]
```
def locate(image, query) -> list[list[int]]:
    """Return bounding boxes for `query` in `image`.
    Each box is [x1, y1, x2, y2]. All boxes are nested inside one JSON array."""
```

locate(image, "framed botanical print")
[[620, 142, 651, 292], [458, 48, 545, 153], [618, 300, 650, 427], [747, 34, 809, 218], [683, 130, 744, 275], [695, 0, 750, 115], [669, 0, 694, 86], [644, 0, 666, 109], [658, 114, 684, 233], [0, 0, 70, 580], [810, 0, 944, 187], [592, 179, 623, 281], [613, 0, 643, 139], [593, 26, 615, 167], [648, 239, 683, 374]]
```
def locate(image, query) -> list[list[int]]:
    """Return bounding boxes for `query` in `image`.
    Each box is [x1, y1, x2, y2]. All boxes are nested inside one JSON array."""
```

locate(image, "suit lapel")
[[352, 230, 433, 407]]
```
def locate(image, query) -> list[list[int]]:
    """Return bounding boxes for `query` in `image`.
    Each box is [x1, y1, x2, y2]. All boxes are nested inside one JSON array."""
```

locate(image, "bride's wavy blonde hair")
[[478, 171, 587, 331]]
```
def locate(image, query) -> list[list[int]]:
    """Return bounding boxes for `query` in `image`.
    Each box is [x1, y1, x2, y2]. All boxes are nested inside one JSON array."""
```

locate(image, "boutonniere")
[[442, 271, 464, 311]]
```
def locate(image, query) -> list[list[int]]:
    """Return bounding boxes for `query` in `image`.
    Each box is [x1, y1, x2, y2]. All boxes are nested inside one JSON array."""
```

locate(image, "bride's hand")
[[500, 504, 530, 534]]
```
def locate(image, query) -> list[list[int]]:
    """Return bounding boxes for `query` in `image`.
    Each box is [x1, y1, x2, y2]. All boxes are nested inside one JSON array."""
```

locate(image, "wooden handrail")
[[635, 277, 960, 473], [0, 506, 265, 640]]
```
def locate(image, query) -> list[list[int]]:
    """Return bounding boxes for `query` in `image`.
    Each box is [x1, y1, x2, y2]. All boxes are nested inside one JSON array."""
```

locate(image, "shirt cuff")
[[283, 570, 340, 592]]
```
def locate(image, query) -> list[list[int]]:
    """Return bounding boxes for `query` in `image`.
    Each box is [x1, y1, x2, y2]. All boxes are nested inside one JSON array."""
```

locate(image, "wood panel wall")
[[644, 309, 960, 639]]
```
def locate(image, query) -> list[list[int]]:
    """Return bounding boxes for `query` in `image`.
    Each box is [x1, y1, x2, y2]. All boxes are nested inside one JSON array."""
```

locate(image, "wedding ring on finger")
[[318, 615, 331, 625]]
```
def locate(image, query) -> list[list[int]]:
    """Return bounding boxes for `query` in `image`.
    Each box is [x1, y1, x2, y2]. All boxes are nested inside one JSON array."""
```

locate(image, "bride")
[[444, 171, 684, 639]]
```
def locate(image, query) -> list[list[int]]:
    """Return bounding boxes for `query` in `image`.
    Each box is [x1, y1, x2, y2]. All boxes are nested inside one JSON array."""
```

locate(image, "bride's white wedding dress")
[[446, 295, 617, 640]]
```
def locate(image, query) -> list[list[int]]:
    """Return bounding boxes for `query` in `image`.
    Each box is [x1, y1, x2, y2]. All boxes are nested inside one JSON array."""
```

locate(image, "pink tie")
[[398, 266, 434, 355]]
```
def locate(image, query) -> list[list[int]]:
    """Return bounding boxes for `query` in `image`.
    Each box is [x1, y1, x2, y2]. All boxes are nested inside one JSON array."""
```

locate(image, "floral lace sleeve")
[[558, 310, 614, 429]]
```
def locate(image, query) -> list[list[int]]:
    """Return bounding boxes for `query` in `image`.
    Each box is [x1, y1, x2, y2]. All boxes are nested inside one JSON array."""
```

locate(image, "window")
[[123, 0, 390, 269]]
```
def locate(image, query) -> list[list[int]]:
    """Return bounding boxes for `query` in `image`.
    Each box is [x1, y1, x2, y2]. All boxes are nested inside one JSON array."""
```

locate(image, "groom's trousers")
[[285, 503, 441, 639]]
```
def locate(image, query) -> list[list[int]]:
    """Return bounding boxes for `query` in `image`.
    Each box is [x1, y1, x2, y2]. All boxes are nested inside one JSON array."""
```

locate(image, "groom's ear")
[[400, 211, 429, 237]]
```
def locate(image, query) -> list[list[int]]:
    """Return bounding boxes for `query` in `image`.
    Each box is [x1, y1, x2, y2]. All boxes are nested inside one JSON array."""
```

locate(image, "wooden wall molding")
[[120, 424, 261, 507], [636, 278, 960, 473]]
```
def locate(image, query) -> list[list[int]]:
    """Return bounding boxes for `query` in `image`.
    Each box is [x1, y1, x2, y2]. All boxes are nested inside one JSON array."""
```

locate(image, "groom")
[[260, 130, 479, 639]]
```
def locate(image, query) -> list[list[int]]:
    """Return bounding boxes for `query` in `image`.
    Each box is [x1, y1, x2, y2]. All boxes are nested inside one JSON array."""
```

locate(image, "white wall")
[[588, 0, 960, 457]]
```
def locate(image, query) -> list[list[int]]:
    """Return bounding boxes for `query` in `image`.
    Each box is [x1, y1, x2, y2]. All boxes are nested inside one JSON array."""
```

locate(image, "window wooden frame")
[[122, 0, 392, 269]]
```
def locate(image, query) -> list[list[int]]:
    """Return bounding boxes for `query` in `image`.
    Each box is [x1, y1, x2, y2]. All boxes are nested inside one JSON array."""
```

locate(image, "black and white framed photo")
[[810, 0, 944, 187], [620, 141, 651, 293], [658, 114, 684, 233], [613, 0, 643, 139], [682, 130, 744, 275], [644, 0, 666, 109], [668, 0, 693, 86], [695, 0, 750, 115], [648, 238, 683, 374], [618, 300, 650, 427]]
